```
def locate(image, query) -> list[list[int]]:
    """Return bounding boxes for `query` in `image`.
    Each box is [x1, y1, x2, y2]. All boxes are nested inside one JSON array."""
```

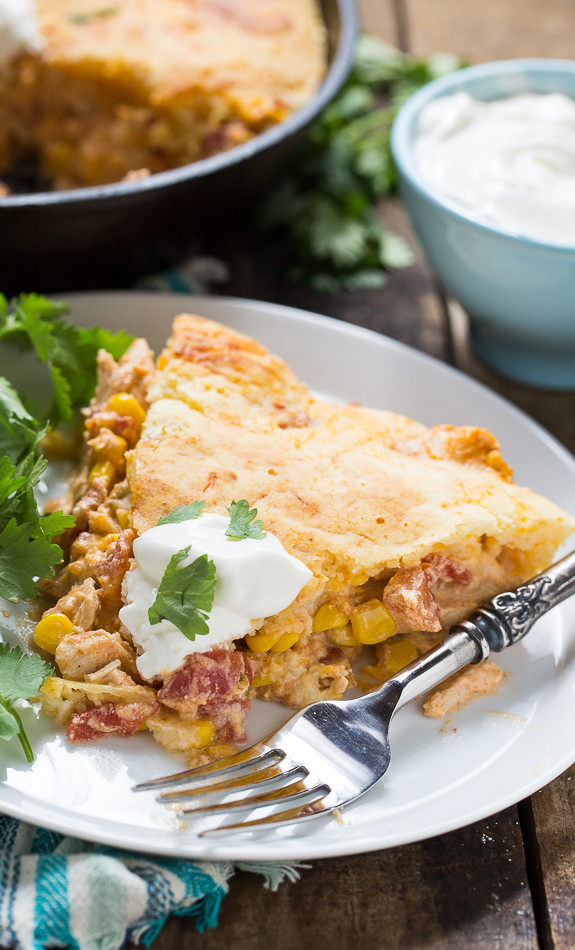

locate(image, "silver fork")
[[133, 549, 575, 835]]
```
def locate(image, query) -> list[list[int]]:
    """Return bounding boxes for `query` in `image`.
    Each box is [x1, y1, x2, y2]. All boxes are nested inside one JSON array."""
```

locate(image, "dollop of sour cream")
[[0, 0, 43, 69], [415, 91, 575, 244], [118, 513, 313, 681]]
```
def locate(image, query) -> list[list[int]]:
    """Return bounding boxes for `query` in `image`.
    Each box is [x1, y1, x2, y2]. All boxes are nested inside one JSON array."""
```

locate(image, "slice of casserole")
[[0, 0, 326, 190], [38, 314, 575, 764]]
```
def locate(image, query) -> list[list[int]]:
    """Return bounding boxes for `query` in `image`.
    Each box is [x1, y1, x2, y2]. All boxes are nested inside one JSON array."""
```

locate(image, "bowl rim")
[[390, 57, 575, 253], [0, 0, 358, 209]]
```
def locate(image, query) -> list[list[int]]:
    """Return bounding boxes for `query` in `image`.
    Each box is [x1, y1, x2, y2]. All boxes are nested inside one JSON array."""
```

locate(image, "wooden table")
[[136, 2, 575, 947]]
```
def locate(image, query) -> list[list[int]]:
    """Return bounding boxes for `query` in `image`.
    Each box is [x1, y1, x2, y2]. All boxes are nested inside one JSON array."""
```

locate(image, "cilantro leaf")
[[148, 548, 216, 641], [255, 34, 465, 291], [0, 453, 75, 602], [67, 6, 118, 25], [0, 293, 133, 425], [0, 643, 52, 762], [0, 294, 130, 601], [0, 378, 42, 464], [157, 501, 206, 526], [226, 500, 266, 540], [0, 520, 67, 601]]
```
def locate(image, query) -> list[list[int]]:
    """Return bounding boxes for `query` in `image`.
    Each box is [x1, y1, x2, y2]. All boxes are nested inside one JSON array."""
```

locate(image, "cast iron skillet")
[[0, 0, 358, 295]]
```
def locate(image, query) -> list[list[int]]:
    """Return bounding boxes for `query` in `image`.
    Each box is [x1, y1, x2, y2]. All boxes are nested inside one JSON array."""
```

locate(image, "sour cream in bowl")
[[391, 60, 575, 390]]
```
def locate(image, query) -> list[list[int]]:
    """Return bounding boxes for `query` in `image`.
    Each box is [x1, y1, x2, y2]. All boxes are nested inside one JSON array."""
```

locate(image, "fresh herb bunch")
[[0, 294, 133, 602], [0, 293, 133, 427], [256, 35, 464, 292]]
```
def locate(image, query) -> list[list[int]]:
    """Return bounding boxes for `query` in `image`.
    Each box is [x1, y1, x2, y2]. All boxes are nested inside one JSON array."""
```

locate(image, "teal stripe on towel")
[[33, 855, 75, 950]]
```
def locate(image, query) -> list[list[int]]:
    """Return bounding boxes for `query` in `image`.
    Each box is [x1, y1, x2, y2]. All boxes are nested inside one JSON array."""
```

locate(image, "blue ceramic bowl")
[[391, 59, 575, 390]]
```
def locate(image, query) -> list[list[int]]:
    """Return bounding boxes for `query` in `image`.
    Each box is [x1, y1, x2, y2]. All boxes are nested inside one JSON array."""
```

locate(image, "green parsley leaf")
[[157, 501, 206, 526], [0, 378, 42, 464], [0, 293, 133, 426], [148, 548, 216, 641], [0, 453, 75, 602], [226, 500, 266, 540], [0, 643, 52, 762], [0, 520, 66, 601], [67, 6, 117, 24]]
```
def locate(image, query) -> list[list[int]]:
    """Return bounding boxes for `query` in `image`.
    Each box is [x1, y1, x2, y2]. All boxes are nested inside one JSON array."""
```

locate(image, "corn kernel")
[[245, 631, 283, 653], [33, 613, 74, 654], [251, 672, 273, 688], [116, 509, 130, 529], [350, 599, 396, 644], [99, 533, 119, 550], [269, 631, 301, 653], [385, 640, 419, 675], [107, 393, 146, 427], [190, 719, 215, 749], [90, 432, 128, 467], [326, 624, 359, 647], [67, 560, 85, 576], [312, 603, 348, 633], [88, 459, 115, 488]]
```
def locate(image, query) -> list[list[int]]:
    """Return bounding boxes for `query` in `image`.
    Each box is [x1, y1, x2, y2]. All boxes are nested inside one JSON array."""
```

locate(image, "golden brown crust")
[[130, 314, 575, 596]]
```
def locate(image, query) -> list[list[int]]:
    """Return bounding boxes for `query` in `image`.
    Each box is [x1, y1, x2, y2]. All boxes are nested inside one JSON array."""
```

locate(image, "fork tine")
[[158, 765, 308, 802], [198, 798, 336, 836], [133, 747, 284, 792], [180, 782, 331, 818]]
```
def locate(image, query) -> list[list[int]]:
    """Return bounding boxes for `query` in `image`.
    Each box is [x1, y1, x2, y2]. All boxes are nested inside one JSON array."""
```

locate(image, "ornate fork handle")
[[369, 548, 575, 714], [460, 548, 575, 655]]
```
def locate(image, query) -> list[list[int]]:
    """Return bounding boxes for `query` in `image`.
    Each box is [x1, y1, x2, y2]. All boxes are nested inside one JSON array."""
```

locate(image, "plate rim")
[[1, 289, 575, 861]]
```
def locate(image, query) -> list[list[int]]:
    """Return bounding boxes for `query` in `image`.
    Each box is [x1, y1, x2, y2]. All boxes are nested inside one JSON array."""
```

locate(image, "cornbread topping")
[[0, 0, 42, 68], [119, 513, 312, 680], [34, 313, 575, 763], [415, 91, 575, 244]]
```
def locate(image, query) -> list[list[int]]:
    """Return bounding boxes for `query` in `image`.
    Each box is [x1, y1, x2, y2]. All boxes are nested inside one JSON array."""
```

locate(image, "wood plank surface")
[[173, 809, 537, 950], [405, 0, 575, 63], [130, 1, 575, 948]]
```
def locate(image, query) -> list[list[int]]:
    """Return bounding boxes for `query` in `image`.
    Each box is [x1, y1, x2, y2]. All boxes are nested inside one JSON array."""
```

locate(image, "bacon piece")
[[422, 554, 473, 586], [158, 649, 252, 743], [383, 567, 442, 633], [67, 701, 160, 741]]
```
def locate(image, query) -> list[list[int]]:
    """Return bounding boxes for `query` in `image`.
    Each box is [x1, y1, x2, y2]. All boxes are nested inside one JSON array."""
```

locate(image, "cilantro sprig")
[[157, 501, 206, 526], [0, 643, 52, 762], [226, 500, 266, 540], [148, 548, 217, 641], [0, 386, 75, 601], [256, 35, 465, 291], [0, 293, 132, 601], [0, 293, 133, 426]]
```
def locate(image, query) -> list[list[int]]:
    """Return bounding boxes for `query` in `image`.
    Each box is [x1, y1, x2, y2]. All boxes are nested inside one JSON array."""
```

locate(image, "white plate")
[[2, 291, 575, 862]]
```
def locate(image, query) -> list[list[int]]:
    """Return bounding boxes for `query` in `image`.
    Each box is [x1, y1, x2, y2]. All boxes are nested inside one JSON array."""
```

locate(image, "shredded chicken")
[[55, 630, 137, 681], [46, 577, 100, 631], [423, 660, 505, 718], [383, 567, 442, 633]]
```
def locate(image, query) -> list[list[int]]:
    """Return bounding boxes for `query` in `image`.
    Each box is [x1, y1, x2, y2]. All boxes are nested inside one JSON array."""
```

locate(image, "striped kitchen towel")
[[0, 815, 303, 950]]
